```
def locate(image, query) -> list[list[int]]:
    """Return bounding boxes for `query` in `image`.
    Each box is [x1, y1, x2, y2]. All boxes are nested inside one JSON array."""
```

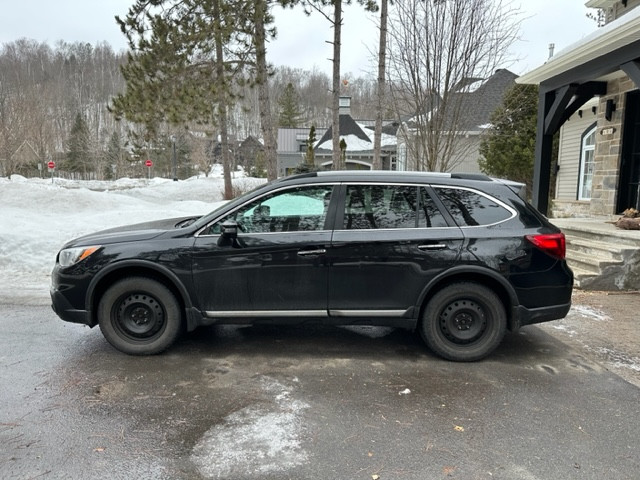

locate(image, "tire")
[[98, 277, 182, 355], [420, 282, 506, 362]]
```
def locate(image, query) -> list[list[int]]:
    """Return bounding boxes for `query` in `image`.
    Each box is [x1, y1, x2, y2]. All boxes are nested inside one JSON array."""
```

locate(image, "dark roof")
[[364, 122, 400, 136], [455, 69, 518, 130], [315, 114, 371, 148], [408, 69, 518, 131], [239, 135, 264, 149]]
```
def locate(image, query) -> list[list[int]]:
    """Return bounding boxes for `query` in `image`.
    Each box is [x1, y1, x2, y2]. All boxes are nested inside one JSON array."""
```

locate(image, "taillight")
[[525, 233, 566, 259]]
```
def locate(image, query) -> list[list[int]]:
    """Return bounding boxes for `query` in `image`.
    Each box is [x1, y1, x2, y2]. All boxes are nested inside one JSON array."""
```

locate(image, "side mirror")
[[217, 220, 239, 247], [221, 220, 238, 237]]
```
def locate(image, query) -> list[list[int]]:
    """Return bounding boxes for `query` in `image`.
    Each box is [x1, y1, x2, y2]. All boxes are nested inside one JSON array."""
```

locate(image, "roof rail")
[[450, 173, 491, 181]]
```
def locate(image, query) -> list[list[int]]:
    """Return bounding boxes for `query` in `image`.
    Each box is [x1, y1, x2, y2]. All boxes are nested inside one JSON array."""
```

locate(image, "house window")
[[578, 125, 596, 201], [396, 144, 407, 171]]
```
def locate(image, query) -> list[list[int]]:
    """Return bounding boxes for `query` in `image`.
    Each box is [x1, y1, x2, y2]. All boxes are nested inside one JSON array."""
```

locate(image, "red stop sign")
[[145, 159, 153, 167], [47, 161, 55, 169]]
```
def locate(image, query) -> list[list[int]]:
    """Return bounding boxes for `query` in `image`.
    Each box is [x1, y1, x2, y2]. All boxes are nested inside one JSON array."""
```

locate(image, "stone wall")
[[589, 75, 636, 215]]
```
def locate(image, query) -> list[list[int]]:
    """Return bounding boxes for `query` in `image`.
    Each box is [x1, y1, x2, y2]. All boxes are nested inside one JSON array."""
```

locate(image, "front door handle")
[[418, 244, 446, 251], [298, 249, 327, 257]]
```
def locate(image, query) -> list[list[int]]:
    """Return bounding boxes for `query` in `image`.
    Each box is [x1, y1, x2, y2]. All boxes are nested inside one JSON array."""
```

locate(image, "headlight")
[[58, 246, 101, 267]]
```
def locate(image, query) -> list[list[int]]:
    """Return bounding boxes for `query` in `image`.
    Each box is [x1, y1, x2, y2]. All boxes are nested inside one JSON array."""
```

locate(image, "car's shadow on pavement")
[[168, 322, 575, 365]]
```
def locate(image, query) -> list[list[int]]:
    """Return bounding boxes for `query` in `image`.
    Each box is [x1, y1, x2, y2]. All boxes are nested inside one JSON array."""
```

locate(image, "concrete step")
[[559, 225, 640, 248], [565, 237, 626, 262], [565, 250, 620, 274], [570, 266, 599, 289], [552, 217, 640, 290]]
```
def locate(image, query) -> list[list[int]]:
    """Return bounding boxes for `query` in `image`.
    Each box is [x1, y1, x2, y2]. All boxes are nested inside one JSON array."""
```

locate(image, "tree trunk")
[[332, 0, 342, 170], [372, 0, 388, 171], [213, 0, 233, 199], [254, 0, 278, 181]]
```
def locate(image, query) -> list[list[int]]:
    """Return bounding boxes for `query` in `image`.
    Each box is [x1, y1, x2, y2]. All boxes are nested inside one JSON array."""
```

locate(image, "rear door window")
[[343, 185, 448, 229], [433, 187, 513, 226]]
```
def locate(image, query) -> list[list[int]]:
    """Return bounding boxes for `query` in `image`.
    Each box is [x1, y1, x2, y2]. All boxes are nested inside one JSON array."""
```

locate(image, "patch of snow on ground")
[[569, 305, 611, 322], [588, 347, 640, 373], [550, 324, 577, 336], [191, 377, 309, 479]]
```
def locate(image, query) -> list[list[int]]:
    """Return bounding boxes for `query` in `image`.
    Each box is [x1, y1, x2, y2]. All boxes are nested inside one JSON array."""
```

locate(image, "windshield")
[[190, 180, 272, 230]]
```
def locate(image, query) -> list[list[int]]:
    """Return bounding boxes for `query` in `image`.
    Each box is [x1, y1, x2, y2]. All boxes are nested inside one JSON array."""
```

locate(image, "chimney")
[[548, 43, 555, 59], [339, 96, 351, 116]]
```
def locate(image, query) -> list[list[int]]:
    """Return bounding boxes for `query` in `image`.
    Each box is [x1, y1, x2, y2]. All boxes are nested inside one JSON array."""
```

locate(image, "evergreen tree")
[[278, 83, 303, 127], [65, 113, 91, 174], [479, 84, 539, 194], [293, 125, 319, 174], [305, 125, 316, 166], [104, 131, 122, 179], [111, 0, 254, 198]]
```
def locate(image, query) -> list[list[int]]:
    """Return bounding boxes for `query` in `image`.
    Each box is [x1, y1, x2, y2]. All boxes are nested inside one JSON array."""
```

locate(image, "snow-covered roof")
[[315, 119, 397, 152]]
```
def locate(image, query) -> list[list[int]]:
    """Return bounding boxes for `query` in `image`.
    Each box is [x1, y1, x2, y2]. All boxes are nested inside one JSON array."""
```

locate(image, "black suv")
[[51, 171, 573, 361]]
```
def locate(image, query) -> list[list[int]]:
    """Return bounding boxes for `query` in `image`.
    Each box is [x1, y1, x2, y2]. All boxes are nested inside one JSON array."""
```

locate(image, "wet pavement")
[[1, 300, 639, 480]]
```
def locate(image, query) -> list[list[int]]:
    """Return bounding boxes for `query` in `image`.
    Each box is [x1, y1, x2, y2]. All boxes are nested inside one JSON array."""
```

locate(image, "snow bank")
[[0, 174, 265, 304]]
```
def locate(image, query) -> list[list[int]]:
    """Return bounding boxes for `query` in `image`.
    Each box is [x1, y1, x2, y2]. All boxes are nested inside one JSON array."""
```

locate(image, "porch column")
[[532, 88, 554, 214], [533, 86, 571, 214]]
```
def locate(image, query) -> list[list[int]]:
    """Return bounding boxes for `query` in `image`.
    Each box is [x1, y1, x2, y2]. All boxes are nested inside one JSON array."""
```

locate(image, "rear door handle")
[[298, 249, 327, 257], [418, 244, 447, 251]]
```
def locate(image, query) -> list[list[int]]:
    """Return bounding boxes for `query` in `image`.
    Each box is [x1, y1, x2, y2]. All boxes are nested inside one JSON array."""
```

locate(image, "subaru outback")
[[51, 171, 573, 361]]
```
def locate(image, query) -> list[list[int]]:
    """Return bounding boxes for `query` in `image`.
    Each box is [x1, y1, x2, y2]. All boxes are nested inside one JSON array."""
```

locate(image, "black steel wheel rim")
[[114, 292, 165, 340], [439, 299, 487, 344]]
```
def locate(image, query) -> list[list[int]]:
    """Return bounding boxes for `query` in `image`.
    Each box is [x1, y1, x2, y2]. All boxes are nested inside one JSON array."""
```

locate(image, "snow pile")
[[191, 376, 309, 479], [0, 173, 265, 304]]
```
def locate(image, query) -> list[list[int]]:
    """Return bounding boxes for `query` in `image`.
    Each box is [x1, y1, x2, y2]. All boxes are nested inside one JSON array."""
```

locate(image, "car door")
[[327, 183, 464, 319], [191, 184, 336, 318]]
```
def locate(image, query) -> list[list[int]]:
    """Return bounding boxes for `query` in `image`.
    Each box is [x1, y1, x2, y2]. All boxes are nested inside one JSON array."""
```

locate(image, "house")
[[398, 69, 518, 173], [313, 97, 399, 171], [276, 97, 397, 176], [11, 140, 41, 176], [236, 135, 265, 174], [517, 0, 640, 290], [277, 126, 326, 177], [517, 0, 640, 217]]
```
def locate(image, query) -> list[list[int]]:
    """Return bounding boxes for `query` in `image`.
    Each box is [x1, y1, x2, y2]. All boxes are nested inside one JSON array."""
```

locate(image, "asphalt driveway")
[[1, 298, 639, 480]]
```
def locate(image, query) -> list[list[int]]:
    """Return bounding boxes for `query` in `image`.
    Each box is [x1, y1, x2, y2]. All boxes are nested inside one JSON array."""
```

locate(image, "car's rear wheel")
[[98, 277, 182, 355], [420, 282, 506, 362]]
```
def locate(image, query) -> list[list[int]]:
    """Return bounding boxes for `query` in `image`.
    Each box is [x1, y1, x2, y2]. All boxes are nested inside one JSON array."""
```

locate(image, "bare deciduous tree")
[[387, 0, 520, 172]]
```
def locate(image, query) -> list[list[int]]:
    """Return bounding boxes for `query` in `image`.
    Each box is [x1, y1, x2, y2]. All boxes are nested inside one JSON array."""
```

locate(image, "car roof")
[[275, 170, 497, 186]]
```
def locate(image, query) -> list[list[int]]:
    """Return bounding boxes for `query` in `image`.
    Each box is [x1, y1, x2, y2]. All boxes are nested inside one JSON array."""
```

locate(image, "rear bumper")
[[511, 302, 572, 331], [50, 286, 92, 326]]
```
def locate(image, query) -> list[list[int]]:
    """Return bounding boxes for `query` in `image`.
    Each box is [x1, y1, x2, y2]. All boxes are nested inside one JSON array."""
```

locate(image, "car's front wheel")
[[98, 277, 182, 355], [420, 282, 506, 362]]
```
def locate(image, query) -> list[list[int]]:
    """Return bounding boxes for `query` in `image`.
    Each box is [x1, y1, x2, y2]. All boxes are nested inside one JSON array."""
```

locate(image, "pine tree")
[[111, 0, 254, 198], [278, 83, 303, 127], [104, 131, 122, 179], [479, 84, 539, 194], [65, 113, 91, 174]]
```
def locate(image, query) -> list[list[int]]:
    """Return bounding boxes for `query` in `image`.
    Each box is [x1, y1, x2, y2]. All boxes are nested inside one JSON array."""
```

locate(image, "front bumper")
[[50, 285, 92, 326]]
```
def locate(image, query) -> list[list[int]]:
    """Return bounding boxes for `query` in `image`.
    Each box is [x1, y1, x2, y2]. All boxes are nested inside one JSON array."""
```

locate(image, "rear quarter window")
[[434, 187, 514, 226]]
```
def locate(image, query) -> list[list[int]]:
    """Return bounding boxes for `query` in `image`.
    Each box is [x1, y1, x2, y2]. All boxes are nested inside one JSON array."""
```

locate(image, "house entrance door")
[[617, 90, 640, 213]]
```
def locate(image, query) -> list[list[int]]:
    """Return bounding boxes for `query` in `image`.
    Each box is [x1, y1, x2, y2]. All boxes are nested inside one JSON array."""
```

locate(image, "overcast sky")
[[0, 0, 596, 77]]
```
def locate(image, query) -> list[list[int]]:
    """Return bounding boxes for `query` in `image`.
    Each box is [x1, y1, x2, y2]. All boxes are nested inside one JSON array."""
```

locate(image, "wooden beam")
[[621, 60, 640, 88], [544, 84, 578, 135], [559, 81, 607, 125]]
